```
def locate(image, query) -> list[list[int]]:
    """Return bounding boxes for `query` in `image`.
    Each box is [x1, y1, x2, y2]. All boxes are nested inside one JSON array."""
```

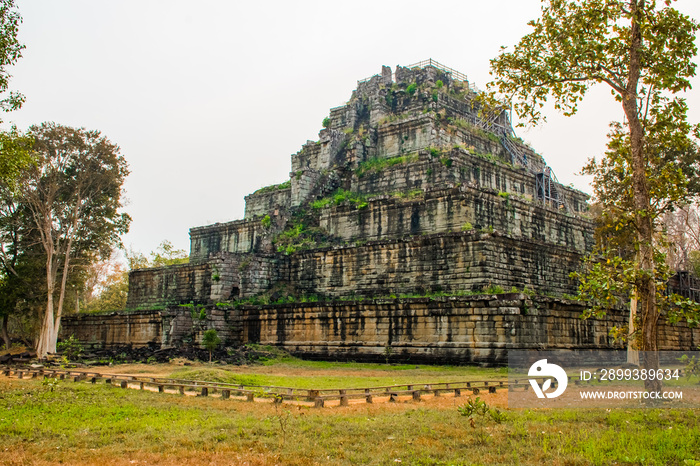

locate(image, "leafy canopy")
[[0, 0, 24, 117], [489, 0, 698, 126]]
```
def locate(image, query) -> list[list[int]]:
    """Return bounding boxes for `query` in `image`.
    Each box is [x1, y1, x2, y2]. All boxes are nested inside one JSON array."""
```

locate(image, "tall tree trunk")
[[625, 0, 661, 392], [53, 197, 80, 339], [627, 296, 639, 365], [1, 314, 10, 350], [36, 227, 57, 359]]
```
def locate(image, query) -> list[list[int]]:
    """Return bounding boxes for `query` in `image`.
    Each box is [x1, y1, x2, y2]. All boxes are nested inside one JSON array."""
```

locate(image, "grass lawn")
[[1, 358, 699, 465]]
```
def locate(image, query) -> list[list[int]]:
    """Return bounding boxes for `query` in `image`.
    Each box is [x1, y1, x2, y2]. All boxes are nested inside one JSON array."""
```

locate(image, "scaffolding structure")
[[669, 271, 700, 303]]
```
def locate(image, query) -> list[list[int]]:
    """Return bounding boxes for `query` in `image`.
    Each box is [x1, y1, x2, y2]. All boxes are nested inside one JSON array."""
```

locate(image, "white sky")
[[4, 0, 700, 255]]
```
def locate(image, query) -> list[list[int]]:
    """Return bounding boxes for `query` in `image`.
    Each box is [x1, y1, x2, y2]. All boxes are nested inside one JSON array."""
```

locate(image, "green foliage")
[[490, 1, 698, 125], [406, 83, 417, 95], [56, 335, 84, 361], [431, 90, 438, 102], [202, 329, 221, 363], [690, 251, 700, 277], [483, 285, 505, 294], [272, 210, 333, 255], [253, 180, 291, 196], [84, 268, 129, 313], [355, 154, 418, 178], [41, 375, 60, 392], [490, 0, 700, 354], [435, 80, 443, 89], [261, 214, 271, 229], [17, 123, 131, 356], [322, 117, 331, 128], [570, 247, 700, 340], [457, 396, 490, 418], [383, 345, 392, 365], [0, 126, 33, 188], [0, 0, 24, 119], [310, 197, 332, 210], [458, 396, 507, 427], [384, 93, 394, 107], [461, 222, 473, 231], [150, 241, 188, 267], [439, 157, 452, 168], [678, 354, 700, 380]]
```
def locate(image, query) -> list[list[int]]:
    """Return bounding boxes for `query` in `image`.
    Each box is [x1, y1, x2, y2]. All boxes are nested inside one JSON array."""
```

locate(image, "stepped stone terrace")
[[61, 60, 700, 363]]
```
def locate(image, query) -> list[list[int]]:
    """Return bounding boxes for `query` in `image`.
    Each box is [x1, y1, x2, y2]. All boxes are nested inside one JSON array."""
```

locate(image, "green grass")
[[2, 376, 700, 465], [355, 154, 419, 178], [168, 354, 509, 390]]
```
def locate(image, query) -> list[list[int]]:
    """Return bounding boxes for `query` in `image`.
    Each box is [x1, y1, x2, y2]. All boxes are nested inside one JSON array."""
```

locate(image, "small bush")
[[435, 80, 443, 88], [461, 222, 473, 231], [406, 83, 417, 95], [458, 397, 490, 417], [311, 198, 332, 210], [322, 117, 331, 128], [484, 285, 505, 294], [57, 335, 84, 361], [261, 215, 271, 229]]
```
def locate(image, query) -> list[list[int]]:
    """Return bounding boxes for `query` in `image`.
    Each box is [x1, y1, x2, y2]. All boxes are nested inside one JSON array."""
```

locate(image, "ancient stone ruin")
[[62, 60, 699, 363]]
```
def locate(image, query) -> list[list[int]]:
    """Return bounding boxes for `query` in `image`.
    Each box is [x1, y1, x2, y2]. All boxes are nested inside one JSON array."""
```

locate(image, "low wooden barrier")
[[1, 365, 539, 408]]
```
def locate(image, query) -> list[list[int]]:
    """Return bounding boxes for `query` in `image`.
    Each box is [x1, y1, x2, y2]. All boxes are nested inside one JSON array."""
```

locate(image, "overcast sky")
[[4, 0, 700, 255]]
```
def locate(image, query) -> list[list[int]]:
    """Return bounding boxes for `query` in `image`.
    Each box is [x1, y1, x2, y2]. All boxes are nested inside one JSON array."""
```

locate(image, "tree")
[[0, 0, 24, 119], [82, 241, 189, 314], [81, 251, 129, 313], [662, 202, 700, 272], [0, 128, 35, 349], [202, 329, 221, 363], [19, 123, 130, 357], [489, 0, 699, 390]]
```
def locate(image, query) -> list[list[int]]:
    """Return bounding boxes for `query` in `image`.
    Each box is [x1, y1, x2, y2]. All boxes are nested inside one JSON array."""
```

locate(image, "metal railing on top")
[[407, 58, 470, 83]]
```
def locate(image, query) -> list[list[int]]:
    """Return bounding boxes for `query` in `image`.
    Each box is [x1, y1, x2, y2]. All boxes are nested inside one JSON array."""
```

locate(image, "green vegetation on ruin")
[[355, 153, 420, 178], [252, 180, 292, 196], [229, 285, 537, 309]]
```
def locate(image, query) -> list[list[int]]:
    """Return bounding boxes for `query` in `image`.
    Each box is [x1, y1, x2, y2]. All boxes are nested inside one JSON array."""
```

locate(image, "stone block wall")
[[189, 218, 266, 262], [240, 297, 700, 364], [350, 149, 588, 214], [319, 188, 593, 252], [244, 187, 291, 219], [60, 311, 164, 348], [284, 232, 585, 298], [62, 297, 700, 364], [239, 296, 700, 364], [126, 263, 212, 309], [60, 306, 241, 349]]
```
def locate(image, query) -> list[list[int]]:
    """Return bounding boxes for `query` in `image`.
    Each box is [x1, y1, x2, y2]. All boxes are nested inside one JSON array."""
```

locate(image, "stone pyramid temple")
[[62, 61, 698, 363]]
